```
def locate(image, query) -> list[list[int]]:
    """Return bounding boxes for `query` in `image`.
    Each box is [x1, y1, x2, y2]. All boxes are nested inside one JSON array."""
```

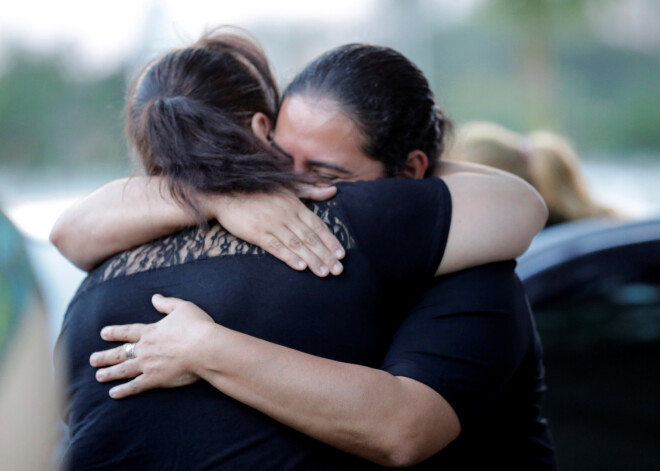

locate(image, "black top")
[[55, 178, 452, 470], [382, 261, 557, 470]]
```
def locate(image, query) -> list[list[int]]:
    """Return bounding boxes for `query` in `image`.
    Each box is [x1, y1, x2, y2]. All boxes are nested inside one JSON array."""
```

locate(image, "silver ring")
[[125, 343, 136, 360]]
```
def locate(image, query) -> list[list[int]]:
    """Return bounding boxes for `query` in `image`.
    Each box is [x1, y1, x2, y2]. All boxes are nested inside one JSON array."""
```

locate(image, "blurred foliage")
[[0, 1, 658, 179], [0, 47, 129, 174], [435, 0, 660, 153]]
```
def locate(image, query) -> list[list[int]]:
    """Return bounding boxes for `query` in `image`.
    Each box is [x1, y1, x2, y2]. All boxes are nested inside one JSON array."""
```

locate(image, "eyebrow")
[[271, 140, 352, 175], [306, 160, 352, 175]]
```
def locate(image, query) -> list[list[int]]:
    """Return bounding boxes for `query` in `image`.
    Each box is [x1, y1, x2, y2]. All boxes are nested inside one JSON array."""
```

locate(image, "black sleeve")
[[380, 261, 533, 427], [333, 178, 451, 286]]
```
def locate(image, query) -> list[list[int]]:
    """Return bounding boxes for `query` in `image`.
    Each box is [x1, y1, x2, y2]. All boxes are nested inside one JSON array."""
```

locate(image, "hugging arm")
[[93, 295, 460, 467], [52, 162, 546, 276], [437, 160, 548, 275], [50, 177, 196, 272], [49, 177, 344, 276]]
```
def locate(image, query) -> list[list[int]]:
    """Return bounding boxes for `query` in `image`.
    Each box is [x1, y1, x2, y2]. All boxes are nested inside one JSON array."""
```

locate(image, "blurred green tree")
[[0, 47, 127, 174], [481, 0, 587, 128]]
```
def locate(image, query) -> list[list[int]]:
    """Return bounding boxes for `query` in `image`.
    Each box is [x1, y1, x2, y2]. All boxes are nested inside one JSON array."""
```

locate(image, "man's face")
[[272, 95, 386, 184]]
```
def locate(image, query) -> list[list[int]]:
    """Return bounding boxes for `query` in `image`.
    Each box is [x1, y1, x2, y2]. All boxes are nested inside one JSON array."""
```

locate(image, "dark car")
[[517, 214, 660, 471]]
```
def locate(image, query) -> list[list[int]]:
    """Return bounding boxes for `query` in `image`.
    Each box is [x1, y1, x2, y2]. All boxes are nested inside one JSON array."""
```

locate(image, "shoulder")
[[333, 178, 450, 205], [323, 178, 453, 283]]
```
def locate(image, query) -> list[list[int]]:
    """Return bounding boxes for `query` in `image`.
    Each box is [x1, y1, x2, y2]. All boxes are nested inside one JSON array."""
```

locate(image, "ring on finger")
[[125, 342, 137, 360]]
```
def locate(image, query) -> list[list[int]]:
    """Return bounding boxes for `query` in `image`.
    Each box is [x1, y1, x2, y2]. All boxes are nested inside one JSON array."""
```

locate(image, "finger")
[[297, 184, 337, 201], [298, 209, 345, 261], [270, 226, 330, 277], [90, 344, 134, 367], [151, 293, 186, 315], [258, 233, 308, 271], [96, 359, 142, 383], [100, 324, 146, 343], [108, 375, 151, 400], [288, 220, 342, 276]]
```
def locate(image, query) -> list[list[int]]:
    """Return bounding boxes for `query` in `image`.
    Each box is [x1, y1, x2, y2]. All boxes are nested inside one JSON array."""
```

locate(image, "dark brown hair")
[[125, 29, 304, 222], [284, 43, 451, 177]]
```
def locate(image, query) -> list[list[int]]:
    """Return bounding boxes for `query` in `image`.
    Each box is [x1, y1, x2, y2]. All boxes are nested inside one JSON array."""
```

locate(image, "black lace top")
[[77, 200, 356, 296]]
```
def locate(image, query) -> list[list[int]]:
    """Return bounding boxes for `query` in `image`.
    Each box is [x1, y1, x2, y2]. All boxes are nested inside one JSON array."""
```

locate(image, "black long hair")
[[284, 43, 451, 177], [125, 29, 305, 222]]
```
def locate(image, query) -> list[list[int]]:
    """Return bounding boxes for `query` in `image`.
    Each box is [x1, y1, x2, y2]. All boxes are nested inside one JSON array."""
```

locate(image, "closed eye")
[[312, 171, 340, 183]]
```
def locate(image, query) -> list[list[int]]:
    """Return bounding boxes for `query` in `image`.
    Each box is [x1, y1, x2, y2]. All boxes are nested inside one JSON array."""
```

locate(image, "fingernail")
[[335, 248, 345, 259], [90, 354, 97, 364], [331, 262, 343, 275], [319, 265, 330, 276], [109, 388, 118, 398], [297, 260, 307, 270]]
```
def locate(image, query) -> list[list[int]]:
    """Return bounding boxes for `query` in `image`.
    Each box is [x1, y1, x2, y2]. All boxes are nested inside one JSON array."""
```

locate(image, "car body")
[[517, 214, 660, 471]]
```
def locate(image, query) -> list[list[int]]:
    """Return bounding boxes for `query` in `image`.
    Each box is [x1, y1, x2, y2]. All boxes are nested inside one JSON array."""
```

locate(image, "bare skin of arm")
[[49, 177, 345, 277], [92, 295, 460, 467], [438, 161, 548, 274]]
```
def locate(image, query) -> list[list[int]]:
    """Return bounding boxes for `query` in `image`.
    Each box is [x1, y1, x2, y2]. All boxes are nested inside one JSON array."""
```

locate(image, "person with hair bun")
[[448, 121, 619, 227], [123, 33, 301, 222], [52, 34, 556, 470]]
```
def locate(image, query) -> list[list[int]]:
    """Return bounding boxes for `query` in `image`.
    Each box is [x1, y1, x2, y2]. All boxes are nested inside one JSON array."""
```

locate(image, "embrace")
[[51, 28, 557, 470]]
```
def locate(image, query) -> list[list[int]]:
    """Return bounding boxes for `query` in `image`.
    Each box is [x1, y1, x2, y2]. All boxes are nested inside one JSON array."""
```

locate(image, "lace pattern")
[[77, 201, 355, 296]]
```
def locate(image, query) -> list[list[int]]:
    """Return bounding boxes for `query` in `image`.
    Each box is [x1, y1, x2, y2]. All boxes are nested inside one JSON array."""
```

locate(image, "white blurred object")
[[6, 196, 82, 242], [582, 159, 660, 218]]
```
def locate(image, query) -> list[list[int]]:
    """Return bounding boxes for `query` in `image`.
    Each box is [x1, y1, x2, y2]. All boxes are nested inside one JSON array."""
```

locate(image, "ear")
[[400, 150, 429, 179], [250, 112, 274, 144]]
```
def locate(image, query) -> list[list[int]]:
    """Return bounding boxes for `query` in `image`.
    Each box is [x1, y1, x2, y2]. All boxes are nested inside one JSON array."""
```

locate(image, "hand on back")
[[203, 185, 345, 277]]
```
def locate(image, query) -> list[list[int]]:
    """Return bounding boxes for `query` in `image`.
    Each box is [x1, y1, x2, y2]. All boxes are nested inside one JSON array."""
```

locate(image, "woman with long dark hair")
[[53, 30, 554, 470]]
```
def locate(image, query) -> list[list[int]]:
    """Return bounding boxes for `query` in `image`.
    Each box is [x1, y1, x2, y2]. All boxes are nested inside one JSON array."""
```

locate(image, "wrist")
[[188, 322, 231, 378], [200, 192, 229, 223]]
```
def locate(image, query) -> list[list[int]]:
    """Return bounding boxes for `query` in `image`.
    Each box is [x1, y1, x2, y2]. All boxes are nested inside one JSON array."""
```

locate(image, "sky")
[[4, 0, 657, 78], [0, 0, 481, 75]]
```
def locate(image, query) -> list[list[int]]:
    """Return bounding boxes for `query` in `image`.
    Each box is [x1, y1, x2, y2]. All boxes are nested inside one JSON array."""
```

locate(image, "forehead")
[[275, 96, 360, 151], [274, 95, 384, 177]]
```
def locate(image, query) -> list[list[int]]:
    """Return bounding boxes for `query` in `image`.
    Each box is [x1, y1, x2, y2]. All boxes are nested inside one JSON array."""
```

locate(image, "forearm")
[[50, 177, 198, 271], [194, 324, 459, 467], [438, 168, 548, 275], [437, 160, 548, 223]]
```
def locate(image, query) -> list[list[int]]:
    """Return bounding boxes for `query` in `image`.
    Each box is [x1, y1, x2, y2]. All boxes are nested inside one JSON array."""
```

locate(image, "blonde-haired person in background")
[[447, 121, 620, 227]]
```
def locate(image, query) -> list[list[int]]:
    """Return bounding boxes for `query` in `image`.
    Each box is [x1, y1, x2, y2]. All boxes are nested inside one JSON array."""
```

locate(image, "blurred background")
[[1, 0, 659, 470]]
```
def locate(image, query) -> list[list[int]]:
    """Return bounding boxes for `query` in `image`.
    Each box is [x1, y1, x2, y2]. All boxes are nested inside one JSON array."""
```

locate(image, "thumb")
[[297, 184, 337, 201], [151, 293, 182, 315]]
